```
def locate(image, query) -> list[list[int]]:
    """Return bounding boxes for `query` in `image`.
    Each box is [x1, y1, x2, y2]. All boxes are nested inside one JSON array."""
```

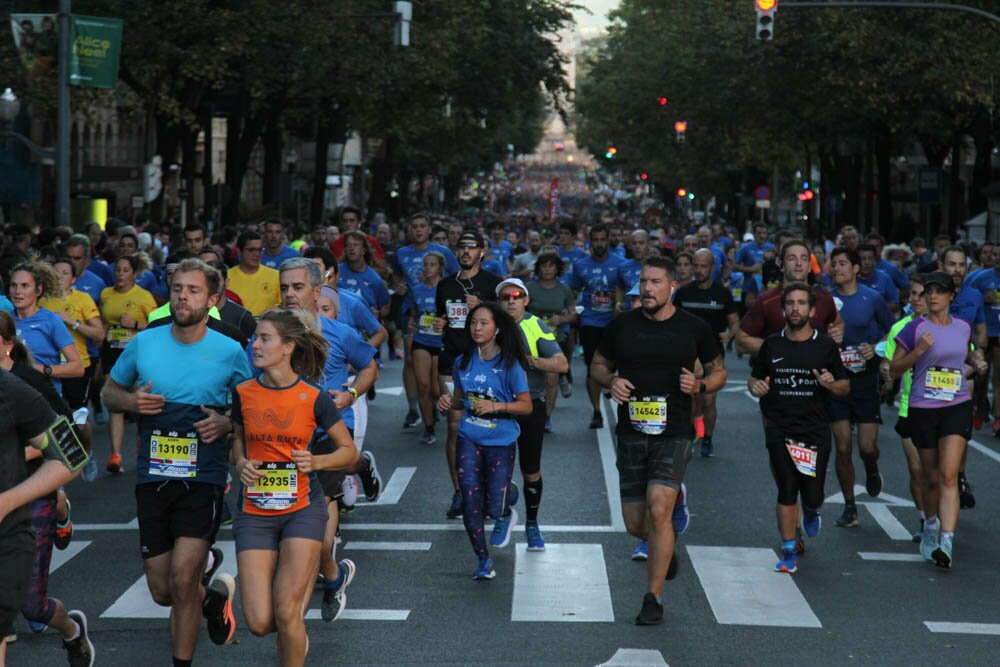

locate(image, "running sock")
[[940, 530, 954, 543], [172, 658, 193, 667], [918, 510, 926, 521], [694, 416, 705, 439], [324, 566, 344, 590], [65, 621, 80, 642], [782, 539, 796, 553], [204, 550, 216, 573], [525, 478, 543, 523], [925, 515, 939, 530]]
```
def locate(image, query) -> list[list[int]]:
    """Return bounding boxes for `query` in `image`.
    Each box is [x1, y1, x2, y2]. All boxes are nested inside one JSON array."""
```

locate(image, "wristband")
[[348, 387, 359, 403], [73, 320, 81, 331]]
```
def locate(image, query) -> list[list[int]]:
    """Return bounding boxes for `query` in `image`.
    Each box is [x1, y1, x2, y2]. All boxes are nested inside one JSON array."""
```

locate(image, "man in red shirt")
[[329, 207, 385, 270]]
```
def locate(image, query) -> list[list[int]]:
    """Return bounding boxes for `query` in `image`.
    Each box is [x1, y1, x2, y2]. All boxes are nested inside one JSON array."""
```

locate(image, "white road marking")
[[49, 540, 92, 573], [512, 543, 614, 622], [357, 467, 415, 506], [598, 648, 669, 666], [76, 517, 139, 531], [743, 390, 759, 403], [344, 541, 432, 551], [924, 622, 1000, 635], [373, 385, 406, 396], [78, 521, 625, 533], [824, 484, 914, 507], [687, 545, 821, 628], [305, 609, 410, 621], [858, 552, 924, 562], [968, 439, 1000, 465], [865, 504, 913, 540], [598, 397, 626, 532]]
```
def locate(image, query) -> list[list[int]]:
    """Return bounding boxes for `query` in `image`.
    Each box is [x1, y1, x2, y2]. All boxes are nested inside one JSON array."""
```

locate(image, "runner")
[[827, 247, 894, 528], [434, 230, 502, 518], [889, 271, 987, 568], [232, 308, 358, 665], [100, 252, 158, 474], [260, 218, 300, 269], [438, 302, 532, 579], [228, 231, 281, 316], [748, 282, 849, 574], [497, 278, 568, 551], [102, 259, 251, 664], [526, 252, 578, 426], [590, 256, 726, 626], [570, 223, 627, 429], [857, 243, 900, 313], [338, 231, 389, 316], [405, 252, 446, 445]]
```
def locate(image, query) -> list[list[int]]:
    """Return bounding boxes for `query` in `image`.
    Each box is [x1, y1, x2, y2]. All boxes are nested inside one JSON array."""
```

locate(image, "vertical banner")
[[69, 15, 123, 89], [10, 14, 58, 79], [548, 177, 561, 222]]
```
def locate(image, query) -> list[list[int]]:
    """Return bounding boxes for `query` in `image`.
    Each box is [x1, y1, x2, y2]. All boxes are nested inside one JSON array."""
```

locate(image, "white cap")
[[742, 232, 754, 241], [495, 277, 528, 296]]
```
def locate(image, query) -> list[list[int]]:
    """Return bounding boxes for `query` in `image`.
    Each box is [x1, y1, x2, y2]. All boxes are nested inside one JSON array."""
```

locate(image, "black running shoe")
[[64, 610, 95, 667], [865, 465, 883, 498], [358, 451, 382, 502], [446, 490, 463, 519], [589, 412, 603, 429], [665, 553, 680, 581], [204, 573, 237, 645], [959, 474, 976, 509], [634, 593, 664, 625], [202, 545, 224, 588]]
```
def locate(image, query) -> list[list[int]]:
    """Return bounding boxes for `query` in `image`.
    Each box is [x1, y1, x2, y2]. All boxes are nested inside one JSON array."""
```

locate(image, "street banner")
[[69, 15, 123, 89], [10, 14, 57, 79], [548, 177, 561, 222]]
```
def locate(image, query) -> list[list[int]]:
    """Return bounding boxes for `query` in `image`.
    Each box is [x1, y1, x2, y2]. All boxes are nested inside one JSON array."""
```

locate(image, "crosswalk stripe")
[[925, 621, 1000, 635], [687, 545, 821, 628], [343, 541, 431, 551], [357, 467, 415, 506], [858, 552, 923, 562], [512, 543, 614, 622], [50, 540, 92, 574], [598, 648, 669, 666], [304, 609, 409, 621], [968, 439, 1000, 465], [865, 504, 913, 540]]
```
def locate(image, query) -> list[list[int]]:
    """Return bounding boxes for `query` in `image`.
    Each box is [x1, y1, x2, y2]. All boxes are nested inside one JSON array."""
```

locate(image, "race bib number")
[[925, 366, 961, 402], [446, 300, 468, 328], [464, 393, 497, 429], [418, 313, 441, 337], [785, 439, 818, 477], [840, 346, 866, 373], [149, 430, 198, 478], [732, 287, 742, 303], [591, 291, 613, 312], [106, 326, 133, 349], [628, 396, 668, 435], [246, 462, 299, 510]]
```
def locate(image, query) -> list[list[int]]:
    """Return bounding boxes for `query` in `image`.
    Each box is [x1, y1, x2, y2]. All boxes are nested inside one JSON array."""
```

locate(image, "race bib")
[[785, 439, 818, 477], [106, 326, 133, 349], [732, 287, 742, 303], [628, 396, 667, 435], [446, 300, 468, 328], [246, 462, 299, 510], [591, 291, 613, 312], [925, 366, 961, 402], [149, 429, 198, 478], [840, 346, 866, 373], [418, 313, 441, 337], [464, 393, 497, 429]]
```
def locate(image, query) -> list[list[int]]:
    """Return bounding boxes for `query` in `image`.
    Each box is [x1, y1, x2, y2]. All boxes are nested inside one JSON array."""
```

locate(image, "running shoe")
[[204, 572, 237, 645], [700, 437, 714, 458], [525, 521, 545, 552], [105, 453, 123, 474], [672, 483, 690, 534], [801, 506, 821, 538], [202, 546, 224, 588], [54, 499, 73, 550], [358, 451, 382, 502], [419, 427, 437, 446], [64, 610, 94, 667], [81, 456, 98, 482], [27, 620, 46, 633], [341, 475, 359, 507], [544, 418, 553, 434], [403, 410, 421, 429], [865, 465, 883, 498], [774, 549, 798, 574], [932, 533, 953, 569], [666, 552, 680, 581], [589, 412, 603, 429], [473, 556, 495, 581], [920, 520, 940, 562], [446, 490, 463, 519], [490, 508, 518, 549], [558, 376, 572, 398], [321, 559, 356, 622], [507, 481, 519, 508], [835, 506, 858, 528], [631, 540, 648, 561], [958, 474, 976, 509], [912, 519, 925, 544], [634, 593, 663, 625]]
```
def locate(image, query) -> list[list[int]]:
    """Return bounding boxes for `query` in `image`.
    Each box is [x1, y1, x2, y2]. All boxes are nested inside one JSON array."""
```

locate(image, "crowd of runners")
[[0, 207, 993, 662]]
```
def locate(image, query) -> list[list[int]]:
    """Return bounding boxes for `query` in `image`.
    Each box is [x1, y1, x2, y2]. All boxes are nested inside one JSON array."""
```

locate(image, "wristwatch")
[[73, 320, 81, 331], [347, 387, 359, 403], [43, 364, 53, 377], [698, 380, 706, 394]]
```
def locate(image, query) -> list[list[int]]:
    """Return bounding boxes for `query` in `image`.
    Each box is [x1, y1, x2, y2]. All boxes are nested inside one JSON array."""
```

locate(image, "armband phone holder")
[[43, 416, 90, 472]]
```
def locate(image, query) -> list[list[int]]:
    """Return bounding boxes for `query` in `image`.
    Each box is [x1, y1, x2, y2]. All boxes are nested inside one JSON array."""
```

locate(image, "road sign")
[[755, 199, 771, 209], [754, 185, 771, 200]]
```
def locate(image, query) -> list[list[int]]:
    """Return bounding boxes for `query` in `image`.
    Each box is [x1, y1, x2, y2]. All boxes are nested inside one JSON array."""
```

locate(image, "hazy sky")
[[573, 0, 619, 36]]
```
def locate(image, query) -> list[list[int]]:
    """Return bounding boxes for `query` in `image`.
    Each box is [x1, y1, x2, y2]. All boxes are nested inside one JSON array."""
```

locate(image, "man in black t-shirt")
[[591, 257, 726, 627], [434, 230, 502, 519], [675, 248, 739, 457], [749, 282, 849, 575]]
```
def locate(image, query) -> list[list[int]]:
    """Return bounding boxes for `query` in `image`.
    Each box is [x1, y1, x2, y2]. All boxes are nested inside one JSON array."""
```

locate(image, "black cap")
[[924, 271, 956, 292], [457, 231, 486, 248]]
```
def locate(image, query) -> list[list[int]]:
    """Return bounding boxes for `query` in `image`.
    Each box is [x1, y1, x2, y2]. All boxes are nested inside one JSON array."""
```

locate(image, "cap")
[[924, 271, 955, 292], [742, 232, 754, 241], [457, 231, 486, 248], [496, 277, 528, 296], [626, 282, 640, 297]]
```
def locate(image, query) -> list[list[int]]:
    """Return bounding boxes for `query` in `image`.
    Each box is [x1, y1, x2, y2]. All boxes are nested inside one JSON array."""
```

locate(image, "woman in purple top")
[[890, 271, 987, 570]]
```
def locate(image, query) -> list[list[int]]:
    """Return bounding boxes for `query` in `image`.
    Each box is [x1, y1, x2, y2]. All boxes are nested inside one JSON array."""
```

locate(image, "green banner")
[[69, 15, 122, 89]]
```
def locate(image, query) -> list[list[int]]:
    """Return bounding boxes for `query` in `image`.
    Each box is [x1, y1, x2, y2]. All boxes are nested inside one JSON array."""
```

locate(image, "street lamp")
[[0, 88, 55, 161], [0, 88, 21, 123]]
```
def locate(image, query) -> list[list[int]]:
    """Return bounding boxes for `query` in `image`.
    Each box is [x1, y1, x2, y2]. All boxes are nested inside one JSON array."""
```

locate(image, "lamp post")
[[0, 88, 55, 160]]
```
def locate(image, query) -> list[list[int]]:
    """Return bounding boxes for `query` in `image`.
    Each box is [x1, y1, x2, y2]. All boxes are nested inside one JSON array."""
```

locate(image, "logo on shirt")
[[772, 357, 784, 364], [474, 374, 487, 383]]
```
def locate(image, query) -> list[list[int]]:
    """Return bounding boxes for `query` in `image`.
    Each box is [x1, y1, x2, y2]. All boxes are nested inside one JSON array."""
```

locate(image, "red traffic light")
[[674, 121, 687, 133], [657, 96, 668, 106], [677, 188, 687, 197], [756, 0, 777, 10], [797, 189, 814, 201], [640, 173, 649, 180]]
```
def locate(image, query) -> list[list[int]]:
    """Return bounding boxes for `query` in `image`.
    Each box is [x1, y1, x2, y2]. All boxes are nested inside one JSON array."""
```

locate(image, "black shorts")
[[313, 430, 354, 500], [894, 416, 912, 439], [908, 402, 973, 449], [764, 428, 831, 508], [438, 350, 457, 378], [988, 336, 1000, 355], [829, 371, 882, 424], [412, 341, 441, 357], [580, 326, 605, 377], [515, 397, 547, 476], [0, 525, 35, 635], [136, 481, 225, 559], [616, 431, 692, 503], [100, 343, 126, 374], [61, 365, 94, 410]]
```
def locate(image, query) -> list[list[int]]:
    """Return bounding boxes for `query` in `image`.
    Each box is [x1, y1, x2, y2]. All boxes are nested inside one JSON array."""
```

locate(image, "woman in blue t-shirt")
[[406, 251, 445, 445], [443, 302, 531, 580]]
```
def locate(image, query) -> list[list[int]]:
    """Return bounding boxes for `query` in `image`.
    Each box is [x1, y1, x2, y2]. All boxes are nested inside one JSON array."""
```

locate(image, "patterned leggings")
[[21, 498, 58, 624], [457, 437, 516, 558]]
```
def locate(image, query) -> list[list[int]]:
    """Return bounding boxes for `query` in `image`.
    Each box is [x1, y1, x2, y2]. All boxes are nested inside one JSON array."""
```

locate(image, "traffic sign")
[[754, 185, 770, 200]]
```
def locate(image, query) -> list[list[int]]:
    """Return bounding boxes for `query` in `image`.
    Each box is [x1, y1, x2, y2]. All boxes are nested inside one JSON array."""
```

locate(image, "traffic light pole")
[[57, 0, 71, 227], [777, 2, 1000, 25]]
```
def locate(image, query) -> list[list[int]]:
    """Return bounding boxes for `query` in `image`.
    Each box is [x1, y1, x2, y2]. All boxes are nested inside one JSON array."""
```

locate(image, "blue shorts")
[[233, 489, 329, 552]]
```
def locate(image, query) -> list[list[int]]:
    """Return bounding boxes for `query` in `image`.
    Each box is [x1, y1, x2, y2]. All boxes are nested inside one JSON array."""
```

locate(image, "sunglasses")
[[500, 290, 526, 301], [243, 247, 264, 254], [458, 243, 480, 250]]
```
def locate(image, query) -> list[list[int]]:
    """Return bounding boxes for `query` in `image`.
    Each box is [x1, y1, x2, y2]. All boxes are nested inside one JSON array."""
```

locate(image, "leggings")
[[767, 434, 831, 509], [21, 498, 58, 624], [457, 436, 516, 558], [515, 398, 547, 476]]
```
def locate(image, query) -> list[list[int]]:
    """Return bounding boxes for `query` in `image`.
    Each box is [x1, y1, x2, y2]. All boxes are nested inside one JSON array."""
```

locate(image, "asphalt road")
[[7, 353, 1000, 666]]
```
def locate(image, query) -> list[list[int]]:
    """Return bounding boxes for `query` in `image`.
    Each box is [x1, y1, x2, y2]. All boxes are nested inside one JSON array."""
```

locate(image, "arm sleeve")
[[508, 364, 530, 395], [313, 389, 342, 430], [894, 318, 919, 353], [80, 293, 100, 321], [373, 280, 390, 308], [230, 344, 255, 387], [345, 329, 377, 370], [536, 336, 561, 358], [50, 313, 76, 351], [109, 335, 139, 386], [351, 299, 382, 337], [230, 388, 244, 427], [739, 298, 766, 337]]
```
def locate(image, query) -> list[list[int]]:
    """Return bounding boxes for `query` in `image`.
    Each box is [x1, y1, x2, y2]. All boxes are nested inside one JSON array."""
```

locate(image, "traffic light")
[[677, 188, 687, 198], [657, 96, 668, 107], [605, 145, 617, 159], [755, 0, 776, 41], [640, 173, 648, 180], [674, 121, 687, 144], [687, 192, 695, 200]]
